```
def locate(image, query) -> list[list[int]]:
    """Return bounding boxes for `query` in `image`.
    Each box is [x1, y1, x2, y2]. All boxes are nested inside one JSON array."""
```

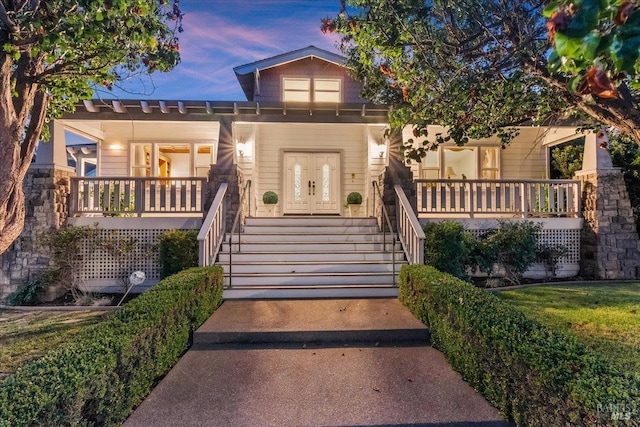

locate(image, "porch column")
[[208, 116, 240, 230], [0, 164, 75, 300], [575, 131, 640, 279]]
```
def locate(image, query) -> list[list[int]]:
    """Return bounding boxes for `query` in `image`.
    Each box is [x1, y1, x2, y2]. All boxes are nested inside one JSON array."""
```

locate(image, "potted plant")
[[346, 191, 362, 217], [263, 191, 278, 216]]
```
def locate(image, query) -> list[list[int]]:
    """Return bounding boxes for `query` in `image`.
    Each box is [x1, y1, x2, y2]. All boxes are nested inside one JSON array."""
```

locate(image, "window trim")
[[281, 76, 343, 103]]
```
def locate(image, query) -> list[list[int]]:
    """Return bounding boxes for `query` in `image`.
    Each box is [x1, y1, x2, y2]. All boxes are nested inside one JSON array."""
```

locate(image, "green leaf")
[[96, 10, 103, 21], [554, 33, 584, 58], [568, 75, 584, 94], [547, 51, 562, 74], [543, 0, 563, 18]]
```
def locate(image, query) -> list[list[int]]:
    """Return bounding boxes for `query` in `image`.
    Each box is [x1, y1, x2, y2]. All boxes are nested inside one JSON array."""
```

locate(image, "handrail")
[[197, 183, 228, 267], [227, 180, 252, 289], [394, 185, 426, 264], [372, 180, 397, 287]]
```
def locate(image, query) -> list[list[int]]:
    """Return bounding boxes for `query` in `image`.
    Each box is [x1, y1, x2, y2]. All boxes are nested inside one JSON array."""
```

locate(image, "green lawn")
[[0, 309, 112, 380], [496, 283, 640, 374]]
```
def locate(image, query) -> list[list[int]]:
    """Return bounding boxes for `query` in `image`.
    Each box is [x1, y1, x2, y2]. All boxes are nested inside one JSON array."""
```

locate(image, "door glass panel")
[[322, 164, 330, 201], [294, 164, 302, 201]]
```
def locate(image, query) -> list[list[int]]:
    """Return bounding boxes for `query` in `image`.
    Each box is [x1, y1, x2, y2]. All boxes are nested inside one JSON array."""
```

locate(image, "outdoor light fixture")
[[236, 136, 247, 157], [109, 144, 123, 151], [377, 139, 387, 158]]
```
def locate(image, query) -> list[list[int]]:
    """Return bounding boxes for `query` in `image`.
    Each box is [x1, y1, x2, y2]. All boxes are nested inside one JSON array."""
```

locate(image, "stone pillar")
[[575, 132, 640, 279], [207, 116, 240, 230], [0, 165, 75, 299], [381, 130, 415, 231]]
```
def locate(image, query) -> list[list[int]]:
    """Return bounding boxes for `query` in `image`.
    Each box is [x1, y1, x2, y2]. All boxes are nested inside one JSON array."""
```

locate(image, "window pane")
[[284, 78, 310, 91], [322, 164, 330, 201], [314, 91, 340, 102], [315, 79, 340, 91], [284, 91, 310, 102], [294, 164, 302, 201], [443, 148, 475, 179]]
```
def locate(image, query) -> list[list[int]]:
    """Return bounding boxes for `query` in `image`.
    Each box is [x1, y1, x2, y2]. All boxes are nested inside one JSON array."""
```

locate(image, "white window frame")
[[420, 146, 501, 179], [129, 141, 216, 177], [282, 77, 342, 103]]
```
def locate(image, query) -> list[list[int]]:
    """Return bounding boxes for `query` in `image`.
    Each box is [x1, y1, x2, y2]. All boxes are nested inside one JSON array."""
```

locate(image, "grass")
[[0, 309, 112, 380], [496, 283, 640, 374]]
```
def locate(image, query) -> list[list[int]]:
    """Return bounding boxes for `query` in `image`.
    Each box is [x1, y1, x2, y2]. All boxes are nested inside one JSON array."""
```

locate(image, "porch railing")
[[69, 177, 207, 216], [198, 183, 228, 267], [394, 185, 425, 264], [415, 179, 581, 218], [372, 180, 397, 286]]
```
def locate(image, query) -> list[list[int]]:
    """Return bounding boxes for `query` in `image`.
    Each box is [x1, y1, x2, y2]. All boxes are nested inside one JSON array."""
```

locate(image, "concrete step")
[[244, 225, 380, 234], [222, 261, 404, 274], [193, 298, 429, 344], [245, 217, 377, 227], [225, 272, 396, 287], [218, 251, 405, 263], [228, 233, 393, 243], [222, 287, 399, 299], [224, 242, 403, 253]]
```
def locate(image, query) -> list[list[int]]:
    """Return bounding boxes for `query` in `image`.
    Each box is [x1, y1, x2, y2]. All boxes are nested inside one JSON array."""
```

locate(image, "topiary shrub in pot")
[[346, 191, 362, 217], [263, 191, 278, 216]]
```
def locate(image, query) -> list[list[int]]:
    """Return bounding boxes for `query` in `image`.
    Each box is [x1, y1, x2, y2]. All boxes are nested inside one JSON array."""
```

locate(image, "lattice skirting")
[[66, 217, 202, 292], [421, 218, 583, 279]]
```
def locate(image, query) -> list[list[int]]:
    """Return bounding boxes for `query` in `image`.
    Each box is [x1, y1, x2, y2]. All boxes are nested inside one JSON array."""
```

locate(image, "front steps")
[[219, 216, 405, 299]]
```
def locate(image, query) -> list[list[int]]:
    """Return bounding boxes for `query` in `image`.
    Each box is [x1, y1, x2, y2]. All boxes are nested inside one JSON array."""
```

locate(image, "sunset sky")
[[99, 0, 343, 101]]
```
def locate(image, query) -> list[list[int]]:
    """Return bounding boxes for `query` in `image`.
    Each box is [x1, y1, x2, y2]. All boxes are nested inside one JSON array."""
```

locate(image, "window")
[[282, 78, 341, 103], [283, 78, 311, 102], [130, 142, 215, 177], [419, 146, 501, 179], [314, 79, 341, 102]]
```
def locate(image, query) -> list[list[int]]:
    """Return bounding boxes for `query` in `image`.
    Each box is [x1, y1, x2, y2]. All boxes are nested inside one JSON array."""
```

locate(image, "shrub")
[[0, 266, 224, 427], [4, 273, 54, 306], [470, 220, 542, 285], [346, 191, 362, 205], [423, 221, 473, 280], [399, 265, 640, 426], [262, 191, 278, 204], [157, 229, 199, 279]]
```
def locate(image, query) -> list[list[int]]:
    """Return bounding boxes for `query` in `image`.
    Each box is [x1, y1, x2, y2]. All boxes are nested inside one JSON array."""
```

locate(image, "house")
[[2, 46, 638, 299]]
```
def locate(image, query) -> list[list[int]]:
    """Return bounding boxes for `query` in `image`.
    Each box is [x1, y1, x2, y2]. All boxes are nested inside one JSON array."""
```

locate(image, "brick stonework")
[[0, 166, 74, 299], [577, 169, 640, 279]]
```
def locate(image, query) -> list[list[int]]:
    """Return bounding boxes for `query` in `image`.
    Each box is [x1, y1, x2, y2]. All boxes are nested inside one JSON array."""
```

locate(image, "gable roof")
[[233, 45, 347, 100]]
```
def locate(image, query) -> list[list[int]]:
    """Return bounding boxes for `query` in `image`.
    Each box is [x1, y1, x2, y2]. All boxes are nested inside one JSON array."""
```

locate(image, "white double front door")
[[283, 152, 341, 215]]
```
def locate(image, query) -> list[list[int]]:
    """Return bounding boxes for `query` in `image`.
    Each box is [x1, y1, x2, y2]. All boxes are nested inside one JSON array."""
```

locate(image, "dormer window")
[[282, 77, 341, 103]]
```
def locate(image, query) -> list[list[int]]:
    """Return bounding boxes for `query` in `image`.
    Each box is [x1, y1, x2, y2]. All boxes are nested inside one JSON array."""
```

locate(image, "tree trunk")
[[0, 52, 47, 255]]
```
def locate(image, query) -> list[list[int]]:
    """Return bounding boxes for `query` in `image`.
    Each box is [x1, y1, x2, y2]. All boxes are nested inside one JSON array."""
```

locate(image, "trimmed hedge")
[[399, 265, 640, 426], [0, 266, 223, 427]]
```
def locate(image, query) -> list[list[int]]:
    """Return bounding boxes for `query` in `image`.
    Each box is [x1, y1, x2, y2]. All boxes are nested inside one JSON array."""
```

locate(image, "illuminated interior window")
[[314, 79, 341, 103], [283, 78, 311, 102], [443, 148, 476, 179], [421, 150, 439, 179], [480, 147, 500, 179]]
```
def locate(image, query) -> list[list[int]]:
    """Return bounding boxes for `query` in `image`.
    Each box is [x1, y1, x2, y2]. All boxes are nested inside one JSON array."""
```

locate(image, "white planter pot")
[[348, 204, 361, 217], [265, 205, 277, 217]]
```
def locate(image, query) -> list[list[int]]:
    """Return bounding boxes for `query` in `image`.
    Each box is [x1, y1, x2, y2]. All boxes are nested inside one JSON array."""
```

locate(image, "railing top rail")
[[197, 183, 228, 241], [71, 176, 207, 182], [414, 178, 580, 184], [394, 185, 425, 239]]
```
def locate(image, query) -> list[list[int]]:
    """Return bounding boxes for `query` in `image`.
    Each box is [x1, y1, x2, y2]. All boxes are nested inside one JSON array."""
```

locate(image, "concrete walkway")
[[124, 299, 508, 427]]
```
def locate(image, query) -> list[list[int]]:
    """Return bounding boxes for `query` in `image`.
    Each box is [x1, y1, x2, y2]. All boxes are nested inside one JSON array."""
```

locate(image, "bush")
[[423, 221, 473, 280], [3, 273, 54, 306], [157, 229, 199, 279], [399, 265, 639, 426], [0, 266, 224, 427], [346, 192, 362, 205], [262, 191, 278, 204]]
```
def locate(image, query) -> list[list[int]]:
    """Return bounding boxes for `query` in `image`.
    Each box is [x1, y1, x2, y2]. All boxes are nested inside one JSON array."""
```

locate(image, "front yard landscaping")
[[495, 283, 640, 376], [0, 309, 112, 380]]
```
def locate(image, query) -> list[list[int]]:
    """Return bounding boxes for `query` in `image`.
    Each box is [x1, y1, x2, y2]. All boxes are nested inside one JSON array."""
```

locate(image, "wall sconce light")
[[236, 136, 246, 157], [109, 144, 123, 151], [377, 139, 387, 158]]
